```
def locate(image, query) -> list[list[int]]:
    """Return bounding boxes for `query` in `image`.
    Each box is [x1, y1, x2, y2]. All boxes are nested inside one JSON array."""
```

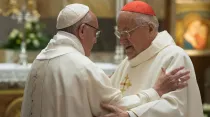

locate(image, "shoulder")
[[159, 45, 190, 60], [63, 53, 106, 76], [59, 52, 93, 68], [158, 45, 194, 68], [46, 52, 97, 76]]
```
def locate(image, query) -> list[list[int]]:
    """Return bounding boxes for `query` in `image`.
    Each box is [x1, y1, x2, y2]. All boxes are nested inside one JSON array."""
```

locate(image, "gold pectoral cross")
[[120, 74, 132, 93]]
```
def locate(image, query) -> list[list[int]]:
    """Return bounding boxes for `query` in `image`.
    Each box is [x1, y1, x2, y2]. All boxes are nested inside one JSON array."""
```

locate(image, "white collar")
[[36, 31, 85, 60], [129, 31, 175, 67]]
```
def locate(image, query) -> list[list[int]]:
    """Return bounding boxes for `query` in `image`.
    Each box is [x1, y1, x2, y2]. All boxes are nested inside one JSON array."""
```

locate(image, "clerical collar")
[[56, 31, 85, 55], [129, 31, 175, 67], [36, 31, 85, 60]]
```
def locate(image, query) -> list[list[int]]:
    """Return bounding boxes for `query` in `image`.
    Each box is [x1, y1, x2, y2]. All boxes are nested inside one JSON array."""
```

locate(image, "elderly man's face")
[[117, 12, 152, 60], [80, 11, 98, 56]]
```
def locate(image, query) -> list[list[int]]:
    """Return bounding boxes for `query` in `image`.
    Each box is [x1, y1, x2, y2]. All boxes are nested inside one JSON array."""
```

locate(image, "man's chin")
[[128, 56, 134, 60], [85, 48, 92, 57], [85, 51, 91, 57]]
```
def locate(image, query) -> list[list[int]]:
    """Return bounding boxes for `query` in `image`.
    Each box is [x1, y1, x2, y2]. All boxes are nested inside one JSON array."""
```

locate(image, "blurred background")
[[0, 0, 209, 117]]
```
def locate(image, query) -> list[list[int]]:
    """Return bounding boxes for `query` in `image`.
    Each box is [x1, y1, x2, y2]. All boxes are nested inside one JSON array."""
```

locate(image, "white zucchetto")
[[56, 3, 89, 29]]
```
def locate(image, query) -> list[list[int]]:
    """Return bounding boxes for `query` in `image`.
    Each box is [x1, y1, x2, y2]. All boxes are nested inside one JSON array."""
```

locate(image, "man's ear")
[[78, 24, 85, 40], [148, 24, 155, 33]]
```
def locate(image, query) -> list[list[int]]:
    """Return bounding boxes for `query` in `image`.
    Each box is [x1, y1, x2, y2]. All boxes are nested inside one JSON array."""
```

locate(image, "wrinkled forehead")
[[117, 11, 137, 31]]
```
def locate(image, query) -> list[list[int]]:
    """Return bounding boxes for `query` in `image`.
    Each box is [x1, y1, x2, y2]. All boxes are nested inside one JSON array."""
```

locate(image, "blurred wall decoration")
[[176, 1, 210, 50], [174, 0, 210, 104]]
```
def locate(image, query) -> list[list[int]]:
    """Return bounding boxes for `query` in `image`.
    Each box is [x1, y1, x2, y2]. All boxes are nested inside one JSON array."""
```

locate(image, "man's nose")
[[120, 37, 128, 45], [94, 38, 97, 44]]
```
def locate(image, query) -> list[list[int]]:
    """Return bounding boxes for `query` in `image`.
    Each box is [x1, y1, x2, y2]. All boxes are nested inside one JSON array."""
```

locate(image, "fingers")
[[161, 67, 166, 74], [171, 75, 190, 90], [177, 82, 188, 89], [100, 103, 123, 113], [155, 67, 190, 95], [169, 79, 179, 91], [179, 75, 190, 82], [100, 103, 116, 112], [173, 70, 190, 80], [169, 66, 185, 75], [99, 113, 116, 117], [159, 68, 166, 78], [177, 75, 190, 89]]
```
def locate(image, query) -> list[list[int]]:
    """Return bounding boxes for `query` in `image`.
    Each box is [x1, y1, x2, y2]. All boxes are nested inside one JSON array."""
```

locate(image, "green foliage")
[[5, 21, 50, 50]]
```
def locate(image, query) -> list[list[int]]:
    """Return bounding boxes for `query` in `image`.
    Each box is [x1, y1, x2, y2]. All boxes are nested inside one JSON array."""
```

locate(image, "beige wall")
[[0, 0, 167, 19], [67, 0, 116, 18], [0, 0, 115, 18], [141, 0, 166, 19], [36, 0, 63, 18]]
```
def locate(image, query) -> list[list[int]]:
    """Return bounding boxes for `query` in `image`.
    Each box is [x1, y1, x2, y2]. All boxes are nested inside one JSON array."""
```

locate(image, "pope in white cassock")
[[100, 1, 203, 117], [21, 3, 191, 117]]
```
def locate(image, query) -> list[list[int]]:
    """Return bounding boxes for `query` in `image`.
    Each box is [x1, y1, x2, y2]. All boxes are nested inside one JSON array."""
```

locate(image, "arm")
[[128, 52, 203, 117], [84, 62, 189, 116], [116, 66, 189, 110], [83, 63, 146, 116]]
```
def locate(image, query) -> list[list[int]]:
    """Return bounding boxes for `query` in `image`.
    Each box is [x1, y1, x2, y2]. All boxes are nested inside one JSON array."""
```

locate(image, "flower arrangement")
[[204, 103, 210, 117], [5, 21, 50, 50]]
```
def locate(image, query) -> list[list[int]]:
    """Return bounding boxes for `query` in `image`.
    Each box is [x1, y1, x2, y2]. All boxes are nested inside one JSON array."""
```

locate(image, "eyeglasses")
[[115, 25, 147, 39], [84, 23, 101, 38]]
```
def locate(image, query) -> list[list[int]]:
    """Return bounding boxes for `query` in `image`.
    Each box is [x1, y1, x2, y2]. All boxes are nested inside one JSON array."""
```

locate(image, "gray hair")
[[58, 12, 92, 33], [133, 12, 159, 31]]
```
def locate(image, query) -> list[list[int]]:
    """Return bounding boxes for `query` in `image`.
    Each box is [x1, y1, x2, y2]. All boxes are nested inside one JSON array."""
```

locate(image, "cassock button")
[[31, 113, 32, 115], [32, 100, 33, 102]]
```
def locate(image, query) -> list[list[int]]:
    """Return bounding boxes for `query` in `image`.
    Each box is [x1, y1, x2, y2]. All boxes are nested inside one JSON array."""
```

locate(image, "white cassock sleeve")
[[128, 51, 203, 117], [82, 63, 160, 116]]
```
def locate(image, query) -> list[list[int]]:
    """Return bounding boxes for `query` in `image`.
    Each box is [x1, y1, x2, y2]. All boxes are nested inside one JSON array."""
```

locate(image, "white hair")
[[134, 12, 159, 31], [119, 11, 159, 31]]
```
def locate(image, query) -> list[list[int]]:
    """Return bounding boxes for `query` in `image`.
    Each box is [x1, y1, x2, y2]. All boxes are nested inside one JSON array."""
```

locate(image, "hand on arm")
[[97, 66, 190, 117], [153, 66, 190, 97], [98, 103, 129, 117], [127, 54, 200, 117]]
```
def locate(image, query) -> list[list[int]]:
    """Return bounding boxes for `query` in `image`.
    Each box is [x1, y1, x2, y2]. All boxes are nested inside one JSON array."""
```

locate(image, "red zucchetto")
[[121, 1, 156, 16]]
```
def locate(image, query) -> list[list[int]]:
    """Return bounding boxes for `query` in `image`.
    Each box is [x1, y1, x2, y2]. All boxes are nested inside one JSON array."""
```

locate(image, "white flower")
[[33, 39, 40, 48], [9, 29, 19, 39], [19, 32, 23, 39], [26, 38, 31, 44], [29, 33, 36, 39], [25, 22, 32, 30], [203, 103, 210, 111]]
